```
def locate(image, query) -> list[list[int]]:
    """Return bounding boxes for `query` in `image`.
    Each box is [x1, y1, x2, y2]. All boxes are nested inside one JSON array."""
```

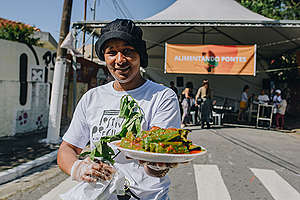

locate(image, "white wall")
[[0, 39, 55, 137]]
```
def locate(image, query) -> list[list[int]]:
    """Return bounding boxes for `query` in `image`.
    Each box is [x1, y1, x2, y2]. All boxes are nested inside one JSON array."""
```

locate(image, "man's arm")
[[57, 141, 83, 175]]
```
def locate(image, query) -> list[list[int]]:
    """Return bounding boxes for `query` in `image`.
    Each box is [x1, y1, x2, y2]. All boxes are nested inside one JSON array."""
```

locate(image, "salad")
[[120, 126, 202, 154], [81, 95, 202, 163]]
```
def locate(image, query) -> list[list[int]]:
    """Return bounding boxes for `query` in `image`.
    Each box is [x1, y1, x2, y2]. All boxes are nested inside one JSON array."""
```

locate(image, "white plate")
[[110, 140, 207, 163]]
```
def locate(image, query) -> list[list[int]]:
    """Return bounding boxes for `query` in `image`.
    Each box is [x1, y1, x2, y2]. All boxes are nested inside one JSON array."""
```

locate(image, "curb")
[[0, 150, 58, 185], [0, 165, 64, 200]]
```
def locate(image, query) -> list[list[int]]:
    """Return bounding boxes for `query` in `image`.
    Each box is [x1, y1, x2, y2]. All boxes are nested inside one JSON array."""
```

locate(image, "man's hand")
[[138, 160, 180, 178], [71, 157, 116, 182]]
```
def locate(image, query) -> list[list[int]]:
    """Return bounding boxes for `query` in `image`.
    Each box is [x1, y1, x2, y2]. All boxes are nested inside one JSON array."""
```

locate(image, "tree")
[[237, 0, 300, 82], [236, 0, 300, 20], [0, 23, 41, 46]]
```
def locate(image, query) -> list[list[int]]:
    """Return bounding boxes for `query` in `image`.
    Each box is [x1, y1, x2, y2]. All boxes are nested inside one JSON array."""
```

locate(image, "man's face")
[[103, 39, 141, 84]]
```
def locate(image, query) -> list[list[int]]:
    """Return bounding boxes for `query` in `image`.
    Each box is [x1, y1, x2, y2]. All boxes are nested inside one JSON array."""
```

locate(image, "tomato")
[[150, 126, 161, 131], [167, 127, 178, 131]]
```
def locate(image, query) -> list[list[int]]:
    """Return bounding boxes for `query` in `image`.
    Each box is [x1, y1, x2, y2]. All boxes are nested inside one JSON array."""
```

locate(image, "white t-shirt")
[[278, 99, 287, 115], [257, 94, 269, 104], [63, 80, 181, 200], [241, 92, 248, 102]]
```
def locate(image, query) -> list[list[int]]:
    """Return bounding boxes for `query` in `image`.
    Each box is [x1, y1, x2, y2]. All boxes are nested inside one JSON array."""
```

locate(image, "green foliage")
[[80, 95, 143, 164], [268, 54, 299, 82], [236, 0, 300, 20], [0, 24, 41, 46], [237, 0, 300, 82]]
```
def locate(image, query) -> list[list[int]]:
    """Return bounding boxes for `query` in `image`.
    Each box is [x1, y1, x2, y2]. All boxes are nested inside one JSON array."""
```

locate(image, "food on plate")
[[119, 126, 203, 154]]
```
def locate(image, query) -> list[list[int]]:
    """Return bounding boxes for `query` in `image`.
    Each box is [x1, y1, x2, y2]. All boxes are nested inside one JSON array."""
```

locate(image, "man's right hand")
[[71, 157, 116, 182]]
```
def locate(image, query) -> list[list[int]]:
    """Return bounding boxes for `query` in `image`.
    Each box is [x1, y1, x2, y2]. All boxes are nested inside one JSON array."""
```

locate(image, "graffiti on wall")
[[15, 47, 55, 134]]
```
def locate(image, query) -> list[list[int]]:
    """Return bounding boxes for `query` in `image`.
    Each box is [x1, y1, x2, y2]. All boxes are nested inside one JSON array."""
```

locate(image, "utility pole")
[[91, 0, 97, 61], [82, 0, 87, 56], [46, 0, 73, 144]]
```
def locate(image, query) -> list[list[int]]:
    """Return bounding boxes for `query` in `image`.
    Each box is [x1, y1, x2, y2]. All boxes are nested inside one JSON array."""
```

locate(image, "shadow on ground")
[[0, 129, 55, 171]]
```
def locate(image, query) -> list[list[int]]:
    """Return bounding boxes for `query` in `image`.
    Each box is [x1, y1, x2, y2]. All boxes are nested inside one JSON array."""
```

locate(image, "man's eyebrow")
[[104, 42, 133, 51]]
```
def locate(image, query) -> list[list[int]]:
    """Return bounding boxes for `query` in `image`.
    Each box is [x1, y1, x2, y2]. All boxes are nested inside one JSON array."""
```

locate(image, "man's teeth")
[[116, 66, 130, 70]]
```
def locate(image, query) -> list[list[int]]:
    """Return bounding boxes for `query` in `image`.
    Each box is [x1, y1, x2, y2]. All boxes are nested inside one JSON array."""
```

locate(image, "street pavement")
[[1, 125, 300, 200]]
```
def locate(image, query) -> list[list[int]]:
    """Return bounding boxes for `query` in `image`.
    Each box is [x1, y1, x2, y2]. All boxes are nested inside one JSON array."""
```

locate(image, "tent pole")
[[147, 27, 194, 50], [202, 26, 205, 44]]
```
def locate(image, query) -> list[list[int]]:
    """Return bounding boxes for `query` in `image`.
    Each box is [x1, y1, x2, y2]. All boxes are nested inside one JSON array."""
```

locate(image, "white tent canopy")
[[146, 0, 272, 21], [74, 0, 300, 66], [72, 0, 300, 100]]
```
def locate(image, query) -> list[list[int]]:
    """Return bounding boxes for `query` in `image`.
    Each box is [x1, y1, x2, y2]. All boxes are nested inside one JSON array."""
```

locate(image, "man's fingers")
[[167, 163, 178, 168], [84, 169, 113, 181], [138, 160, 147, 165], [81, 173, 97, 182], [91, 163, 116, 175]]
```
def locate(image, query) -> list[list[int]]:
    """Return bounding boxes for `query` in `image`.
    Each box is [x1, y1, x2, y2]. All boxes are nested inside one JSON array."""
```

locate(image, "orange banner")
[[165, 44, 256, 76]]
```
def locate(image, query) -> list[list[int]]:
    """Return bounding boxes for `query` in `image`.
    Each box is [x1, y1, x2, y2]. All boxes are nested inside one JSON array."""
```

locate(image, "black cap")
[[95, 19, 148, 68]]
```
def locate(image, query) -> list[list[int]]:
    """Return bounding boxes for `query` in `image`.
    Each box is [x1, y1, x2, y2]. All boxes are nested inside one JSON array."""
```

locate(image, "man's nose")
[[116, 52, 126, 64]]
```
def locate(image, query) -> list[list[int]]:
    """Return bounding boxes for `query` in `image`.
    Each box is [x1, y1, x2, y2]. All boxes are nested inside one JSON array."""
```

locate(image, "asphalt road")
[[1, 126, 300, 200], [169, 126, 300, 200]]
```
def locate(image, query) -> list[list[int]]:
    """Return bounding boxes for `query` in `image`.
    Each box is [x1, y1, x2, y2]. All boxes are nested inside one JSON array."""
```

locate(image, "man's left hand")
[[138, 161, 180, 178]]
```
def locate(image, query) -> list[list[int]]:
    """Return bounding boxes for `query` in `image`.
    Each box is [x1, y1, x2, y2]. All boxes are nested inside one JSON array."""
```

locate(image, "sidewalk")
[[0, 120, 70, 184]]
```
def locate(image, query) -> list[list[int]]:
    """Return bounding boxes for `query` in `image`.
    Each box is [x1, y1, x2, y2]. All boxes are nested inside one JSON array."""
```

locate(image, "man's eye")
[[122, 48, 135, 56], [106, 51, 117, 55]]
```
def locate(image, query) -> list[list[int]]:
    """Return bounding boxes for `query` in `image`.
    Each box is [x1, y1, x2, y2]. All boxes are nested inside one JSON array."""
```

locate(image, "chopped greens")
[[120, 127, 202, 154]]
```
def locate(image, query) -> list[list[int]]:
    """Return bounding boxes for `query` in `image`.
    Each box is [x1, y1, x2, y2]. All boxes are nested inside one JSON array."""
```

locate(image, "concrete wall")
[[0, 39, 55, 137]]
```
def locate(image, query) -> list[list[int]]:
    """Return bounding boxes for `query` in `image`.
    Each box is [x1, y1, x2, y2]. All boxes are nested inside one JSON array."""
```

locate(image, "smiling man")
[[57, 19, 181, 199]]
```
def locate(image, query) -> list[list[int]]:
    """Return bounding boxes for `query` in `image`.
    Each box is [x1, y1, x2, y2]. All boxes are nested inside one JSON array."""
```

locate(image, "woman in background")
[[276, 93, 287, 129], [238, 85, 250, 121], [181, 82, 194, 128]]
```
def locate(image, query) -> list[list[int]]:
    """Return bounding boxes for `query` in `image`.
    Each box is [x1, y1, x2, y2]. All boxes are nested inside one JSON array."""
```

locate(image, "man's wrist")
[[144, 165, 169, 178]]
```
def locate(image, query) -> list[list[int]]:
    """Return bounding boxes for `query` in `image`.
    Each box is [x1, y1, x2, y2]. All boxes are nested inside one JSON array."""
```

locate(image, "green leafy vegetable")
[[80, 95, 143, 164]]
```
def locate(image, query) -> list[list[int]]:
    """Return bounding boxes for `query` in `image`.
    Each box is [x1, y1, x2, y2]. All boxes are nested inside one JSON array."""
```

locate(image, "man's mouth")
[[114, 65, 130, 71]]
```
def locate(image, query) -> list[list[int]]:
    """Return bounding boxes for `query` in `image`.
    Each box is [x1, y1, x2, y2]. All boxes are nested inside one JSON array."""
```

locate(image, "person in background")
[[170, 81, 178, 96], [273, 89, 282, 114], [181, 82, 193, 128], [276, 93, 287, 129], [57, 19, 181, 200], [257, 89, 270, 104], [195, 79, 213, 128], [88, 76, 98, 89], [238, 85, 250, 121]]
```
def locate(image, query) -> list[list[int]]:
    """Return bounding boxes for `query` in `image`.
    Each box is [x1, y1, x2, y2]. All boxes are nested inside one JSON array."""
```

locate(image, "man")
[[57, 19, 181, 200], [273, 89, 282, 115], [195, 79, 213, 128], [257, 89, 269, 104], [169, 81, 178, 96]]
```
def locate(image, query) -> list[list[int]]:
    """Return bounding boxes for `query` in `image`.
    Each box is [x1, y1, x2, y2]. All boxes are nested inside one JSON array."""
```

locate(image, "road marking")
[[193, 164, 231, 200], [39, 177, 77, 200], [251, 168, 300, 200]]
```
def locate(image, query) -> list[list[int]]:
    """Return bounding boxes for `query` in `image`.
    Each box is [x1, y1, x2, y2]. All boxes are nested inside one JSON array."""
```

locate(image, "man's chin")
[[113, 75, 131, 84]]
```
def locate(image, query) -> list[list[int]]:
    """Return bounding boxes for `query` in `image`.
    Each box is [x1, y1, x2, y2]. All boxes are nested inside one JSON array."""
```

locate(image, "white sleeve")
[[62, 93, 90, 149], [150, 89, 181, 129]]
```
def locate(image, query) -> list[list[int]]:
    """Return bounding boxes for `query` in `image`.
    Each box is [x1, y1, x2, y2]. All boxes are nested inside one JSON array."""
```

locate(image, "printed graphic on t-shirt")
[[91, 110, 124, 143]]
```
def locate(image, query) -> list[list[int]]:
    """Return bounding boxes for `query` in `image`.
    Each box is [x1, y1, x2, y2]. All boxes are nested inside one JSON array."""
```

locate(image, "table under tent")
[[71, 0, 300, 127]]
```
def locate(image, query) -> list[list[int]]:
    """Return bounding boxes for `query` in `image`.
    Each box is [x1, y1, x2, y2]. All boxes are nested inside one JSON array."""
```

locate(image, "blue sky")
[[0, 0, 175, 42]]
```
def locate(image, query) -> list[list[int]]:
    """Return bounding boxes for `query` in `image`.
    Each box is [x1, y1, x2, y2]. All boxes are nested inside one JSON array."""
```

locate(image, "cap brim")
[[95, 31, 136, 61]]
